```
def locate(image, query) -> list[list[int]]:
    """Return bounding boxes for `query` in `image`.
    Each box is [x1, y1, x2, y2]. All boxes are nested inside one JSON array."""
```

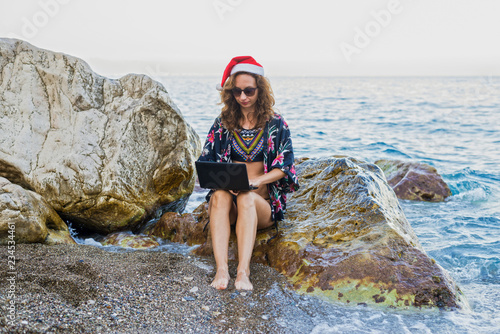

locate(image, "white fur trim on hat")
[[230, 63, 265, 77]]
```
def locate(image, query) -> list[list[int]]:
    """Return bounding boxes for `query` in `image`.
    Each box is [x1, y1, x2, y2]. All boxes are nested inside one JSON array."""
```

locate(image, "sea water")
[[161, 76, 499, 334]]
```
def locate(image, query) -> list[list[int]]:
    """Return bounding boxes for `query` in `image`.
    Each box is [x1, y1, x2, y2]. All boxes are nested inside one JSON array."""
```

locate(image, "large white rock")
[[0, 38, 200, 233]]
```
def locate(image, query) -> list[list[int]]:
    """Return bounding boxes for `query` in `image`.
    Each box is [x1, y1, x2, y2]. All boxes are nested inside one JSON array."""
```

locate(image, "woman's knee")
[[236, 192, 256, 211], [210, 190, 233, 210]]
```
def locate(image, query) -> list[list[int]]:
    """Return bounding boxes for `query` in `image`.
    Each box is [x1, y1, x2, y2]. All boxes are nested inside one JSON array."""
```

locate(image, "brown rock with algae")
[[100, 232, 159, 249], [374, 159, 452, 202], [152, 157, 465, 309], [145, 211, 207, 247], [271, 157, 464, 308]]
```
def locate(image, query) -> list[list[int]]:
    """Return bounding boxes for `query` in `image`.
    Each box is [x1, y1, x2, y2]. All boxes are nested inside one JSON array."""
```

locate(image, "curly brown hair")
[[219, 72, 276, 132]]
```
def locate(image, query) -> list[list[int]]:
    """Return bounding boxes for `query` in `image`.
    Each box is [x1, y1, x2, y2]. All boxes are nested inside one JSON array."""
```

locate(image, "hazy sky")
[[1, 0, 500, 77]]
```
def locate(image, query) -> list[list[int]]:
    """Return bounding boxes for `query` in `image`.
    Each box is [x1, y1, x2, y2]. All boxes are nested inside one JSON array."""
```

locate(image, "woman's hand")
[[249, 177, 263, 189], [250, 169, 285, 188]]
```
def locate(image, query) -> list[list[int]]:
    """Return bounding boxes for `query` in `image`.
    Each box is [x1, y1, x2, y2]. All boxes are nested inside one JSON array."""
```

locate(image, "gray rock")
[[0, 177, 75, 245], [0, 38, 200, 234]]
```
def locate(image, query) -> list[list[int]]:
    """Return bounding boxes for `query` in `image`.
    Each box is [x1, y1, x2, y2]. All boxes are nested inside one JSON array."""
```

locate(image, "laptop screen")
[[195, 161, 257, 191]]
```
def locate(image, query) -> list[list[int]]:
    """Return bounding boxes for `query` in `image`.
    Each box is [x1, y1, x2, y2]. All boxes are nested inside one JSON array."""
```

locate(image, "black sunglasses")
[[231, 87, 258, 97]]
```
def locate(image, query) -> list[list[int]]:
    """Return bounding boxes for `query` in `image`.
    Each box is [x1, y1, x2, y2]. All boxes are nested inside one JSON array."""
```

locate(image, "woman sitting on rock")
[[198, 56, 299, 290]]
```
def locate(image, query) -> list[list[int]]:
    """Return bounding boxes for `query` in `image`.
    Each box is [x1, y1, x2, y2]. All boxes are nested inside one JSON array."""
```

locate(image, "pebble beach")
[[0, 244, 310, 333]]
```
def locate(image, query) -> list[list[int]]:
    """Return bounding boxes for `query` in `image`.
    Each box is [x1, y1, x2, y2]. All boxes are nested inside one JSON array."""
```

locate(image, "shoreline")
[[0, 243, 314, 333]]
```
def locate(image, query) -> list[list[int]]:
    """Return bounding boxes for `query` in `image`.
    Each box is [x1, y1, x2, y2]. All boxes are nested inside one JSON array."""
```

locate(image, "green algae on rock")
[[374, 159, 452, 202]]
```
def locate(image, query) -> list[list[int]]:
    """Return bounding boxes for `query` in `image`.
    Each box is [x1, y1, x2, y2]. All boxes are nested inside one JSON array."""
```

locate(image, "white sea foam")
[[453, 186, 488, 202], [82, 238, 104, 247]]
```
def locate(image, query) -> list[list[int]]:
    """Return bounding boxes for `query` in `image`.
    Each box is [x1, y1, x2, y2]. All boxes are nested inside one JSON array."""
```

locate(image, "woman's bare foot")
[[211, 268, 230, 290], [235, 271, 253, 290]]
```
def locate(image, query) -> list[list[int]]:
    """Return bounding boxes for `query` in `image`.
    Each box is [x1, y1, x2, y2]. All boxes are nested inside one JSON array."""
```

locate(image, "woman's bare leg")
[[208, 190, 237, 290], [234, 192, 273, 290]]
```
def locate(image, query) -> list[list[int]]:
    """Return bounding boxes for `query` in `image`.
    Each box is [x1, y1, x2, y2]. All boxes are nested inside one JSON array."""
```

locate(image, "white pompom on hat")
[[216, 56, 264, 91]]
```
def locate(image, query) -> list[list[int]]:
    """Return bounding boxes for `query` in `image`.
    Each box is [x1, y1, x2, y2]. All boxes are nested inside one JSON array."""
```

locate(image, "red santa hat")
[[217, 56, 264, 90]]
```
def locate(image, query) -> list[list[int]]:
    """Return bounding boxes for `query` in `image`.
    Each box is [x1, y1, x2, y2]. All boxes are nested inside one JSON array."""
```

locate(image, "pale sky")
[[1, 0, 500, 77]]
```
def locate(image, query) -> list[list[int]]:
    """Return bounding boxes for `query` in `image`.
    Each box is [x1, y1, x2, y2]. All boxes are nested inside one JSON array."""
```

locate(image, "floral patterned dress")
[[198, 113, 299, 224]]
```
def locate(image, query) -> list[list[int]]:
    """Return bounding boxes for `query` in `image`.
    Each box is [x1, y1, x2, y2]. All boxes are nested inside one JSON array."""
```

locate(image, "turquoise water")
[[163, 76, 500, 333]]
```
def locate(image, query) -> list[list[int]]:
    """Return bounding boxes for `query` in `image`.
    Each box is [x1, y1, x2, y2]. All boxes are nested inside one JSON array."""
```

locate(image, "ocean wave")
[[431, 246, 500, 284], [445, 168, 499, 201]]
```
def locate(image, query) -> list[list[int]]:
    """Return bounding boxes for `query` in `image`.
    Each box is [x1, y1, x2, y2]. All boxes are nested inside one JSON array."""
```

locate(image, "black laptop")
[[195, 161, 258, 191]]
